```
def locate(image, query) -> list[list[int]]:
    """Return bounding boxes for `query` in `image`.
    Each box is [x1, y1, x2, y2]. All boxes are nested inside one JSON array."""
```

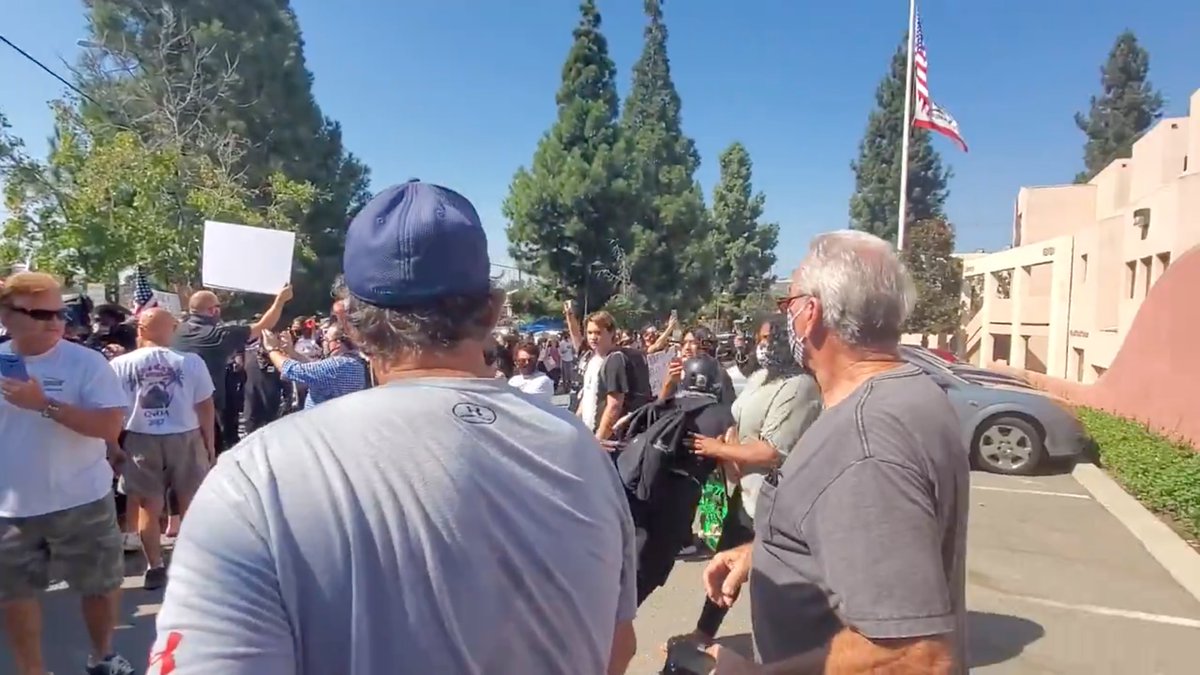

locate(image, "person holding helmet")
[[615, 353, 735, 607], [660, 326, 736, 405]]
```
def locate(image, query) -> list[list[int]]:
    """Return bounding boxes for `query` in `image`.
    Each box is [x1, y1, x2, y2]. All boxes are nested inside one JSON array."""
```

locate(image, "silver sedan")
[[901, 346, 1087, 475]]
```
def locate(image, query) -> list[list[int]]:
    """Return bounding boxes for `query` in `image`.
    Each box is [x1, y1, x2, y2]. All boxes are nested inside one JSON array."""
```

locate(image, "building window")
[[1079, 254, 1088, 283], [1125, 261, 1136, 299], [1158, 252, 1171, 273]]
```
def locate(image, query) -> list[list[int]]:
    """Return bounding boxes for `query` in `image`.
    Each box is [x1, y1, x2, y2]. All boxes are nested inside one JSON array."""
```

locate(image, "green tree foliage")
[[81, 0, 370, 313], [901, 218, 963, 335], [850, 40, 951, 243], [708, 142, 778, 302], [504, 0, 635, 309], [0, 104, 313, 289], [1074, 31, 1164, 183], [620, 0, 712, 316], [505, 284, 560, 324]]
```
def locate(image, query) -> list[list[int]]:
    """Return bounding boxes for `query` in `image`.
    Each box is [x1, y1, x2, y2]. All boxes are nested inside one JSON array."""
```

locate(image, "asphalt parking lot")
[[631, 469, 1200, 674]]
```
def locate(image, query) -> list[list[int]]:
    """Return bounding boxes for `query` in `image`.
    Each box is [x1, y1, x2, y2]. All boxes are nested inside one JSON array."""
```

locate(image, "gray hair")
[[794, 230, 916, 348], [332, 277, 496, 359]]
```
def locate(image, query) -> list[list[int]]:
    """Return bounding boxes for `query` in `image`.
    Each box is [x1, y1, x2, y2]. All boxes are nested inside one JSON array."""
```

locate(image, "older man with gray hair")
[[703, 230, 969, 674], [148, 180, 638, 675]]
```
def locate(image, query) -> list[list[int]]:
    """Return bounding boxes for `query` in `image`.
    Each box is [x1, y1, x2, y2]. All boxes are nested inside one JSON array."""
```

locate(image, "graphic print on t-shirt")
[[125, 362, 184, 427]]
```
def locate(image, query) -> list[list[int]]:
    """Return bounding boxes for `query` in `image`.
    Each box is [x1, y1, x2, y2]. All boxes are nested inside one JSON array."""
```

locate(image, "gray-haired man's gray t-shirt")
[[751, 364, 969, 671], [149, 378, 637, 675]]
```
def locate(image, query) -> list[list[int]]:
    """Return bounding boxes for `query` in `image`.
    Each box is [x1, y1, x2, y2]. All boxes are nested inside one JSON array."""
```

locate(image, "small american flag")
[[911, 8, 968, 152], [132, 266, 159, 316]]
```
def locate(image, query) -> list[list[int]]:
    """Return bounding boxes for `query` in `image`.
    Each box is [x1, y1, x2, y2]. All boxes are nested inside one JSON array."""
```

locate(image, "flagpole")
[[897, 0, 917, 251]]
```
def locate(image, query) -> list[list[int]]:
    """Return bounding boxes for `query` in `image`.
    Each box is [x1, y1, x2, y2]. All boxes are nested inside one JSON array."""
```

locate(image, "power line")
[[0, 33, 97, 105]]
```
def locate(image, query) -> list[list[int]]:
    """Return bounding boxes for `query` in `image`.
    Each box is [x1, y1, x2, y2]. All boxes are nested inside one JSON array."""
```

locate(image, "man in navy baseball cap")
[[342, 179, 492, 307], [151, 180, 640, 675]]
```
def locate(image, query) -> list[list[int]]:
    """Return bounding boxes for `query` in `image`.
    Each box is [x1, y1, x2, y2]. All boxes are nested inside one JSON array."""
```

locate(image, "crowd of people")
[[1, 178, 970, 675]]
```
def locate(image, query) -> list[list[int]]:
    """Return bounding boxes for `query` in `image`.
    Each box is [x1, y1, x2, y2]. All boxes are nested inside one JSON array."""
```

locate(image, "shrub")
[[1079, 407, 1200, 538]]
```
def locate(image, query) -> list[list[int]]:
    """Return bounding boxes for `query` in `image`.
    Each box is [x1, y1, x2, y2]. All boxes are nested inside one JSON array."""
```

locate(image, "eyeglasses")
[[775, 294, 809, 314], [8, 306, 70, 322]]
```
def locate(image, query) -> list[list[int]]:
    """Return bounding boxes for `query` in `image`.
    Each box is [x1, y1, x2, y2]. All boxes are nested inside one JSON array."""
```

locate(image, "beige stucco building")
[[960, 88, 1200, 383]]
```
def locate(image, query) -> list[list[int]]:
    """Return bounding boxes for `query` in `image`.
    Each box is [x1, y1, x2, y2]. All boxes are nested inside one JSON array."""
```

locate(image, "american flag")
[[911, 8, 968, 152], [132, 266, 159, 316]]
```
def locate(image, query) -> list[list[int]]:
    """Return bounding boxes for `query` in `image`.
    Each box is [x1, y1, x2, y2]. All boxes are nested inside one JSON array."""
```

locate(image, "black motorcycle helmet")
[[680, 353, 723, 396]]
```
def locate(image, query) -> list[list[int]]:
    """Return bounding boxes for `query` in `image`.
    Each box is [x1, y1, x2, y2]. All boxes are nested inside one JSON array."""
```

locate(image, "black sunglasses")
[[8, 306, 71, 322]]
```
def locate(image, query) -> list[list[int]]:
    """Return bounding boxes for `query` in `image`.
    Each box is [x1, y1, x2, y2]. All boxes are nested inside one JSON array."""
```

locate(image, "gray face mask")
[[755, 343, 769, 365]]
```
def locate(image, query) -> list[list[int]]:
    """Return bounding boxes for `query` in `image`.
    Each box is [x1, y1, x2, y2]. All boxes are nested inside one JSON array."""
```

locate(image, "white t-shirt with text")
[[507, 371, 555, 402], [110, 346, 216, 435], [0, 340, 128, 517]]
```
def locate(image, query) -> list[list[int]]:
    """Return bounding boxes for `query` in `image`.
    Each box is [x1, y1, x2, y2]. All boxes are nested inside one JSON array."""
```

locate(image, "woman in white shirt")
[[508, 340, 555, 402]]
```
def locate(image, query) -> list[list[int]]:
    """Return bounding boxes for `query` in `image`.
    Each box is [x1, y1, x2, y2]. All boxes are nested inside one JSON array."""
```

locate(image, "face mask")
[[786, 309, 807, 369], [755, 343, 769, 364]]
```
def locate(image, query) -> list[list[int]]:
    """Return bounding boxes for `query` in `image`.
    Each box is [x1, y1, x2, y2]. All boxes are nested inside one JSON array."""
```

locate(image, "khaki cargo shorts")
[[119, 429, 210, 500], [0, 495, 124, 601]]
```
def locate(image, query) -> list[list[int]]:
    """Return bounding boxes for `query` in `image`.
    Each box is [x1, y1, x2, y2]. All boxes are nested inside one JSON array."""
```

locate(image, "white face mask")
[[755, 343, 769, 364]]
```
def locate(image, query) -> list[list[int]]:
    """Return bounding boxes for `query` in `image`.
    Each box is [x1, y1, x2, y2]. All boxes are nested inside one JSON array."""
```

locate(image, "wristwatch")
[[40, 399, 62, 419]]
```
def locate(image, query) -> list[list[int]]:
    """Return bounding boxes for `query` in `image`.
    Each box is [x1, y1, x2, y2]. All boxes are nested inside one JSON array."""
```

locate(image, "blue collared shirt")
[[280, 354, 367, 408]]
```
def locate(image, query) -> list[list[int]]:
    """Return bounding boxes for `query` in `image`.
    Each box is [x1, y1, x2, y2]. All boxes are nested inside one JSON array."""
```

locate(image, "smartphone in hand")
[[661, 638, 716, 675], [0, 354, 29, 381]]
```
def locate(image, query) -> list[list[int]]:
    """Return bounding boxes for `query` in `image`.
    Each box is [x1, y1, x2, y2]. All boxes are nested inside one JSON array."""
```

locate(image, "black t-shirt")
[[584, 349, 655, 431], [173, 315, 252, 412], [242, 341, 283, 423]]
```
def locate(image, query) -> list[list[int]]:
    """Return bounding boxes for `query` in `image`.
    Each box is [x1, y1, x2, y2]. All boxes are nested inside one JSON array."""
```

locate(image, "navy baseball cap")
[[343, 180, 491, 307]]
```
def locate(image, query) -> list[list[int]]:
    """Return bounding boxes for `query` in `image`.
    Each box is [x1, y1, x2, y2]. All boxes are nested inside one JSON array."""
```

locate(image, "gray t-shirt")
[[149, 378, 637, 675], [750, 364, 969, 671]]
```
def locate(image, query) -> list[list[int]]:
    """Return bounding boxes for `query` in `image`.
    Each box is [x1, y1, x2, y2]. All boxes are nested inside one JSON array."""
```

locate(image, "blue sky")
[[3, 0, 1198, 275]]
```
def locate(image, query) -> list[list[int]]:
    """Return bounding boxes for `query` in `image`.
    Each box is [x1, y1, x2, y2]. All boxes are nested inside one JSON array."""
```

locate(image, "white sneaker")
[[121, 532, 142, 553]]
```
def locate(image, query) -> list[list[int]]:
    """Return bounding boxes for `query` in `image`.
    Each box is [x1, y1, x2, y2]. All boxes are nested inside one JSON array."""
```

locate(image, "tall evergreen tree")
[[503, 0, 634, 309], [849, 41, 950, 244], [902, 218, 962, 335], [620, 0, 711, 316], [82, 0, 370, 314], [709, 142, 778, 301], [1074, 31, 1164, 183]]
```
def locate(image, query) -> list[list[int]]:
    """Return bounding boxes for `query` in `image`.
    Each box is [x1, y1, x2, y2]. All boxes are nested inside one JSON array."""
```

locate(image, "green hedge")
[[1078, 408, 1200, 538]]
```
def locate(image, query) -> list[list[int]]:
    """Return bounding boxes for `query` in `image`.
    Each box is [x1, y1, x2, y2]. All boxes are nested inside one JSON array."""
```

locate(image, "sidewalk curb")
[[1071, 462, 1200, 603]]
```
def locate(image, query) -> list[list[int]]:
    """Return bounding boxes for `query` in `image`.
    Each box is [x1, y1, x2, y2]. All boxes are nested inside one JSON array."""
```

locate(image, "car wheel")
[[972, 415, 1045, 475]]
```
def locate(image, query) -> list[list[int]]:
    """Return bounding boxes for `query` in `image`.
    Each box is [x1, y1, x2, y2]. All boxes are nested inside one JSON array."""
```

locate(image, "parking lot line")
[[972, 485, 1092, 500], [990, 590, 1200, 629]]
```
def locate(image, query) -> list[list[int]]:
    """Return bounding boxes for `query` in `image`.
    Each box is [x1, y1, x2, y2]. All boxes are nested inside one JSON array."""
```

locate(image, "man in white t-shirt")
[[149, 180, 638, 674], [507, 340, 555, 402], [0, 272, 134, 675], [110, 308, 216, 591]]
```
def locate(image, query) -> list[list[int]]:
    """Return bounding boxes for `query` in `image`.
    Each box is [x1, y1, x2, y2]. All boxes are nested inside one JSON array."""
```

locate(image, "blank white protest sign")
[[201, 221, 296, 295]]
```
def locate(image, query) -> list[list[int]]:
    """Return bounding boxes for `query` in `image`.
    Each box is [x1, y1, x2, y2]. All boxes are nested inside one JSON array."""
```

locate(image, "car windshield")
[[900, 346, 967, 383]]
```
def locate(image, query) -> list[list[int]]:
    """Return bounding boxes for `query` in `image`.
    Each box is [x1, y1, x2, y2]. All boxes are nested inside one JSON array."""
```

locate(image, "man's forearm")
[[759, 645, 827, 675], [250, 299, 286, 338], [49, 403, 123, 440], [196, 400, 216, 454], [595, 400, 623, 440], [762, 630, 955, 675], [607, 621, 636, 675]]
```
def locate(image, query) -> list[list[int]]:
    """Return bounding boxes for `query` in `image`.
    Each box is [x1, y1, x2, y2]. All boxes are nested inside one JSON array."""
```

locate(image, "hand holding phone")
[[0, 354, 29, 382], [661, 637, 716, 675]]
